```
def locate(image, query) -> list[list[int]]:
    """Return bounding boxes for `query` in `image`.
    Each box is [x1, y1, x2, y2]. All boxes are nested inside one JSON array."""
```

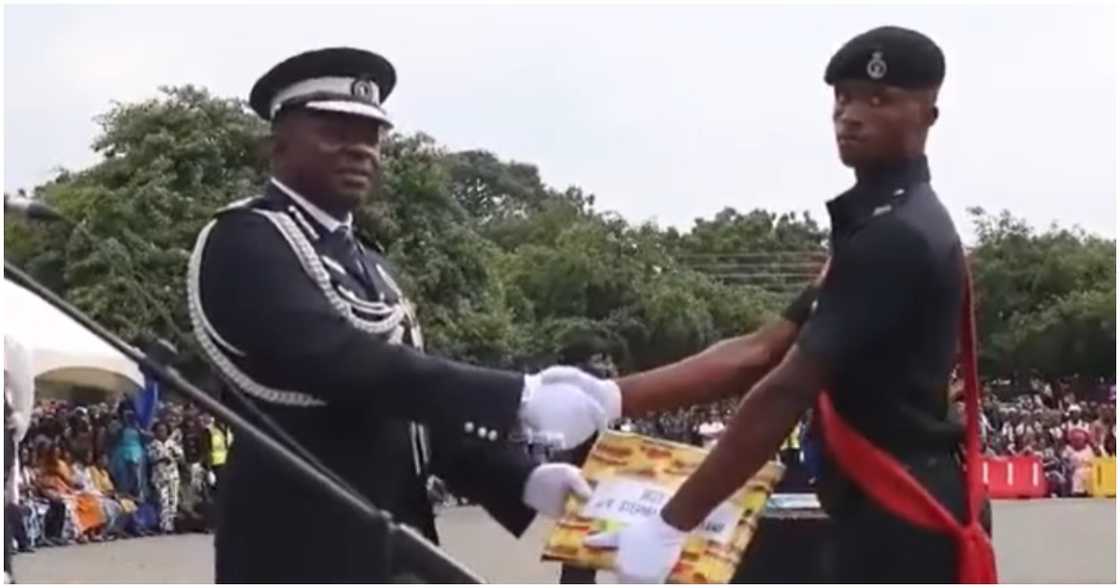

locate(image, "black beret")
[[824, 26, 945, 89], [249, 47, 397, 125]]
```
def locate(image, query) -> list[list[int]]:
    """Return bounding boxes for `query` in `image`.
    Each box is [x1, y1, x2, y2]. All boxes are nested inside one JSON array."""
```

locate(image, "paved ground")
[[11, 499, 1116, 584]]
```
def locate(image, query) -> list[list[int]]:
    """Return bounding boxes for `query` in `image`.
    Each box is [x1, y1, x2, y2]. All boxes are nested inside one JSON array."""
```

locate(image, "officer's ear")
[[270, 123, 288, 160], [269, 109, 299, 161], [925, 87, 940, 127]]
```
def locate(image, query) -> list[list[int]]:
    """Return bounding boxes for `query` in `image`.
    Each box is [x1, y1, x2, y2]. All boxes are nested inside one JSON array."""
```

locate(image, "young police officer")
[[188, 48, 617, 582], [555, 26, 994, 583]]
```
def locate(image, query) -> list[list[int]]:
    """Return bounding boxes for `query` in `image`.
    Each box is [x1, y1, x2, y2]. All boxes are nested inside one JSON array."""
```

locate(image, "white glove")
[[584, 512, 690, 584], [538, 365, 623, 424], [522, 463, 592, 518], [519, 374, 607, 450]]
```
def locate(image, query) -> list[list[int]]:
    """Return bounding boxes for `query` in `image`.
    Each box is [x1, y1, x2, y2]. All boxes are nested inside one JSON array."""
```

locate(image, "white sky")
[[3, 3, 1117, 243]]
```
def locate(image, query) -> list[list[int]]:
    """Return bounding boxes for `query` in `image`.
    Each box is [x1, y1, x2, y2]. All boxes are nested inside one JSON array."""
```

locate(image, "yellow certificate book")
[[541, 431, 784, 584]]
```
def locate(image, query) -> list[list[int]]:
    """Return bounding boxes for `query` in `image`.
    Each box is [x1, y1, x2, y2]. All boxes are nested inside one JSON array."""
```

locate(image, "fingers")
[[583, 529, 620, 550], [539, 365, 592, 385], [568, 469, 593, 501]]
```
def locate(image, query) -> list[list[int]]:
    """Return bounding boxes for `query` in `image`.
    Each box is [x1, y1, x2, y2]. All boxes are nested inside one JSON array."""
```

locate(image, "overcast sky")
[[4, 3, 1116, 243]]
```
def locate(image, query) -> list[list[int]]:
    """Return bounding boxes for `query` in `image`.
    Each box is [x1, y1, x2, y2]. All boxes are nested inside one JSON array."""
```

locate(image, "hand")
[[519, 374, 608, 450], [584, 512, 690, 583], [538, 366, 622, 423], [522, 463, 592, 518]]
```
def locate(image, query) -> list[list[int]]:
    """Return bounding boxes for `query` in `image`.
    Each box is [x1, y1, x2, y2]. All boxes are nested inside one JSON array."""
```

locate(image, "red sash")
[[816, 265, 998, 584]]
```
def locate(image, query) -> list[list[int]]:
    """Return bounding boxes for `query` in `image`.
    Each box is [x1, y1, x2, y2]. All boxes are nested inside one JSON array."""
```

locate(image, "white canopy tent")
[[3, 276, 144, 397]]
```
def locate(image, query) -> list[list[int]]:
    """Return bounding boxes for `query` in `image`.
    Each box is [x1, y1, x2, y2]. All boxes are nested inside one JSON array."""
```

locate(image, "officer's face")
[[832, 80, 936, 168], [275, 109, 385, 212]]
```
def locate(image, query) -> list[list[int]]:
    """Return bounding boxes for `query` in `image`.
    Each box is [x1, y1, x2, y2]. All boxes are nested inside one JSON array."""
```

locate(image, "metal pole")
[[3, 260, 484, 583]]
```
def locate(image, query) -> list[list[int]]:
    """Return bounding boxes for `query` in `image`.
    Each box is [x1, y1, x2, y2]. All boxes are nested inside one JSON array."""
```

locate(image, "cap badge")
[[351, 78, 377, 102], [867, 50, 887, 80]]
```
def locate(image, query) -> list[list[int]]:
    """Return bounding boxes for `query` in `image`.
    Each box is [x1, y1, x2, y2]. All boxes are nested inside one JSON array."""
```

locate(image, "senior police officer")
[[188, 47, 620, 583], [555, 26, 995, 583]]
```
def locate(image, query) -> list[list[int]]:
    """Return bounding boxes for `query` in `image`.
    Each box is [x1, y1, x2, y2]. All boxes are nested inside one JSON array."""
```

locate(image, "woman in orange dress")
[[36, 445, 106, 542]]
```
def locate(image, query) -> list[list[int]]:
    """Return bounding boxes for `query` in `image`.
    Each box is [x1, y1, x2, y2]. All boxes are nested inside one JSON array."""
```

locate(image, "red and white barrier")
[[981, 456, 1047, 499]]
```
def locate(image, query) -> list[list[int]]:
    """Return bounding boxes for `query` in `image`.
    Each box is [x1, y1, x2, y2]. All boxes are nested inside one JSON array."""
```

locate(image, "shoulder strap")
[[816, 256, 998, 583]]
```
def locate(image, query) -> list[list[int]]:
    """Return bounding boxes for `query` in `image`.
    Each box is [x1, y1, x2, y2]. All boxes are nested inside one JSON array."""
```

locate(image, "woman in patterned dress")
[[147, 421, 183, 533]]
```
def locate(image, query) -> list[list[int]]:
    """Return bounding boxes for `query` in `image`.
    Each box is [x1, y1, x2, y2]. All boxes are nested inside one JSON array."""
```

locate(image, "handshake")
[[517, 366, 622, 451]]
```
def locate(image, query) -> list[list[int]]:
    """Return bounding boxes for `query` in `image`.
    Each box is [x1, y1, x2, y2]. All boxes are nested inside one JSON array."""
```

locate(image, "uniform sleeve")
[[797, 220, 930, 373], [197, 211, 524, 433], [427, 427, 539, 537]]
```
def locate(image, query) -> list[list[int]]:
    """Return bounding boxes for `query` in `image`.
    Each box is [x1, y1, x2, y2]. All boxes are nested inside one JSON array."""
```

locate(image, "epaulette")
[[215, 196, 262, 215]]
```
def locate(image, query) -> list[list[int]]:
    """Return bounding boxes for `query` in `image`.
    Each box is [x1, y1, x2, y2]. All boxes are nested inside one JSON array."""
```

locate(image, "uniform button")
[[488, 430, 498, 441], [477, 427, 488, 438], [464, 422, 475, 434]]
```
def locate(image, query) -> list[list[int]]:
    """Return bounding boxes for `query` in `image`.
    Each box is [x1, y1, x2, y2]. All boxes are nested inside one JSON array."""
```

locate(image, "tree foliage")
[[968, 207, 1115, 382], [5, 87, 1112, 385]]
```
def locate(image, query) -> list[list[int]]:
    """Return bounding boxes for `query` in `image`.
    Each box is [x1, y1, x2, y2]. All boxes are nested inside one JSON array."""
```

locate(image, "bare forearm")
[[661, 350, 821, 530], [617, 319, 799, 416]]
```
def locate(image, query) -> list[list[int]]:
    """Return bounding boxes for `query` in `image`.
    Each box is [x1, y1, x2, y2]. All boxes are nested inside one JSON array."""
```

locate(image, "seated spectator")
[[1046, 410, 1065, 446], [176, 446, 212, 533], [68, 410, 94, 461], [1092, 406, 1114, 449], [999, 408, 1020, 445], [1030, 409, 1046, 436], [696, 410, 726, 449], [1063, 429, 1097, 497], [78, 451, 131, 541], [14, 445, 48, 551], [36, 444, 105, 544], [1016, 431, 1042, 457], [1065, 405, 1092, 440]]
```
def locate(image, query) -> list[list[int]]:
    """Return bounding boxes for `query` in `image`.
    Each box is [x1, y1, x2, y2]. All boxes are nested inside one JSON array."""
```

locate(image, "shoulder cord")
[[187, 208, 407, 407]]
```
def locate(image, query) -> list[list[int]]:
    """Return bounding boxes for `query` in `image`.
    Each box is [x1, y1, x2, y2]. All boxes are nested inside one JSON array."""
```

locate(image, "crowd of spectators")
[[614, 379, 1116, 498], [6, 377, 1115, 555], [978, 391, 1115, 497], [5, 397, 231, 553]]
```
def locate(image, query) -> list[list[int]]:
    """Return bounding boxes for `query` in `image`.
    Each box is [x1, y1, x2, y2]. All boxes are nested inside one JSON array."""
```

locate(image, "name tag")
[[580, 477, 742, 544]]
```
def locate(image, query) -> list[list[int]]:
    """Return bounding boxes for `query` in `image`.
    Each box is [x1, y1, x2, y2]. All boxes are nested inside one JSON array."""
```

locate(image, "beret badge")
[[866, 50, 887, 80]]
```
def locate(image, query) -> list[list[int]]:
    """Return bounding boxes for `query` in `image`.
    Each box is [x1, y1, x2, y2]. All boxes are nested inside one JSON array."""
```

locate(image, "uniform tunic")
[[797, 156, 991, 582], [190, 181, 539, 582]]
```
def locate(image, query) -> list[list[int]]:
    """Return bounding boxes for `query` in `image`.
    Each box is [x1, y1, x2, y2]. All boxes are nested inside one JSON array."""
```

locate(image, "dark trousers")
[[560, 564, 598, 584], [821, 453, 992, 583], [44, 499, 68, 540], [556, 436, 598, 584], [5, 504, 29, 549], [4, 506, 12, 579]]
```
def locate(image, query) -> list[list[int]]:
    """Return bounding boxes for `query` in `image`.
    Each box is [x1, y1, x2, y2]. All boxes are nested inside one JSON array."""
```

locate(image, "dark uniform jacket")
[[188, 180, 539, 582], [797, 156, 990, 582]]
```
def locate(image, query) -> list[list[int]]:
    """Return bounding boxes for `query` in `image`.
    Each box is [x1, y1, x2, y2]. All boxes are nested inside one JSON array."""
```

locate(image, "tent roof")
[[4, 277, 143, 393]]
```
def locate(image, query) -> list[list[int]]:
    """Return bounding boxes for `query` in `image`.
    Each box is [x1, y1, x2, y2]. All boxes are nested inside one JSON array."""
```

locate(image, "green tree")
[[968, 207, 1116, 383], [5, 86, 268, 369]]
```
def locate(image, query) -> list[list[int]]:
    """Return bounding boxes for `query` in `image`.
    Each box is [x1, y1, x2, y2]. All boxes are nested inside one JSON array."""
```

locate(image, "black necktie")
[[335, 225, 374, 289]]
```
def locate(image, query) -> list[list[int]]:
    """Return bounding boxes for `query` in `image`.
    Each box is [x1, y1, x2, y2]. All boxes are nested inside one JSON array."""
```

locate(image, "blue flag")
[[134, 368, 160, 430]]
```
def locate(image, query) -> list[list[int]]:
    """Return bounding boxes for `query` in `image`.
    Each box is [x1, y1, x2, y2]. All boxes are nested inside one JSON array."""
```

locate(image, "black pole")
[[3, 260, 484, 584]]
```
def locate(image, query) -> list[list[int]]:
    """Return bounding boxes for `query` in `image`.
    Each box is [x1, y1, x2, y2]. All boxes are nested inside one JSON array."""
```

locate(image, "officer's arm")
[[616, 278, 823, 417], [661, 223, 928, 530], [198, 212, 523, 430], [427, 427, 539, 536]]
